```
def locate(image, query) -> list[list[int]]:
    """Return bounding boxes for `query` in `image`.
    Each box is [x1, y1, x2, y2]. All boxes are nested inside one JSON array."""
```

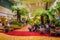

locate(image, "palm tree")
[[46, 2, 60, 24], [11, 5, 27, 22], [32, 9, 54, 25], [56, 2, 60, 13], [41, 0, 52, 24]]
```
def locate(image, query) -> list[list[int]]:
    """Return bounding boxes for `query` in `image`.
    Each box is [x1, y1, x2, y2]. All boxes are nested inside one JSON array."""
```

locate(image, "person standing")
[[4, 21, 10, 33]]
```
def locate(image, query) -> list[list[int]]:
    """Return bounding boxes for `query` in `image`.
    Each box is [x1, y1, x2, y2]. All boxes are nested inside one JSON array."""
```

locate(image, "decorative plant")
[[11, 5, 28, 22]]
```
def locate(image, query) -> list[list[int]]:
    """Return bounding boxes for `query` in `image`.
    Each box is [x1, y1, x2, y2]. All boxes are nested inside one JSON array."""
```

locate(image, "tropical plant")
[[47, 2, 60, 24], [10, 22, 23, 26], [41, 0, 52, 10], [56, 2, 60, 13], [9, 0, 28, 22], [11, 5, 28, 22], [32, 9, 54, 25], [52, 19, 60, 27], [30, 1, 59, 25], [39, 0, 53, 24]]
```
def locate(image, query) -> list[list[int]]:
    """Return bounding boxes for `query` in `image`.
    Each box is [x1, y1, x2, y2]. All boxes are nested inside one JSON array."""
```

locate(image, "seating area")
[[0, 26, 22, 32]]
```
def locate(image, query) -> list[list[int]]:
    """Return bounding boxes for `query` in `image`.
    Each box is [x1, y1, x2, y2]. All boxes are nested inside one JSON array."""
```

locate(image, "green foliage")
[[11, 5, 28, 15], [22, 17, 27, 22], [36, 22, 41, 27], [10, 1, 60, 26], [53, 19, 60, 27], [33, 9, 46, 17], [57, 2, 60, 6], [27, 19, 34, 25], [47, 2, 60, 27], [32, 1, 60, 24], [48, 7, 57, 15], [11, 5, 28, 22], [10, 5, 17, 10], [19, 8, 28, 16], [33, 8, 54, 20], [42, 0, 52, 3], [10, 22, 22, 26], [56, 2, 60, 13]]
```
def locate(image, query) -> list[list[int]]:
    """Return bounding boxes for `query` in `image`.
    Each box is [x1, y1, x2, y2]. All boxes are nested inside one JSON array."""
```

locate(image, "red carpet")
[[0, 28, 60, 37], [6, 31, 50, 36], [0, 31, 60, 38], [3, 31, 59, 38], [5, 28, 60, 36]]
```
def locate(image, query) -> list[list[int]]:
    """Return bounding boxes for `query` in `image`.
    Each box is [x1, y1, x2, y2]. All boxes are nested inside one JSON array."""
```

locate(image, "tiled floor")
[[0, 33, 60, 40]]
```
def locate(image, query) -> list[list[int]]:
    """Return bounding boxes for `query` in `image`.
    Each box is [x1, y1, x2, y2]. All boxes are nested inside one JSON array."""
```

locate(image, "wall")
[[0, 0, 12, 9]]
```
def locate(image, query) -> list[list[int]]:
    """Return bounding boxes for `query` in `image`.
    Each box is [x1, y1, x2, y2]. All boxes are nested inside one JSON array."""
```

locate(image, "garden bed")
[[0, 25, 23, 32]]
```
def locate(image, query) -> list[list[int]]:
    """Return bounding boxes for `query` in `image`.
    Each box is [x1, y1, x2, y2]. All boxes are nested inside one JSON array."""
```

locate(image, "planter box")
[[10, 25, 22, 30], [0, 25, 22, 32]]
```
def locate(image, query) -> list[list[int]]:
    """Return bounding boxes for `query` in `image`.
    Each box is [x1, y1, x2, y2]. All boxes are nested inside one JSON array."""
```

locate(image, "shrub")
[[53, 19, 60, 27], [10, 22, 22, 26]]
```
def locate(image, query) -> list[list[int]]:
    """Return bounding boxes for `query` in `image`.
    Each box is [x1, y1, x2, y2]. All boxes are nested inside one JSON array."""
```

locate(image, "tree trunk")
[[17, 10, 21, 22], [45, 2, 50, 24], [17, 16, 19, 22], [45, 2, 48, 10], [40, 15, 44, 25], [46, 15, 50, 24]]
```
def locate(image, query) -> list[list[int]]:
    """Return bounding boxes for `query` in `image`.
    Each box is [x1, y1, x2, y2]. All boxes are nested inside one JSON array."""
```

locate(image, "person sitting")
[[28, 23, 39, 32], [32, 24, 39, 32], [4, 21, 10, 33], [39, 25, 45, 34], [50, 22, 56, 36], [28, 24, 34, 32], [28, 26, 33, 32], [2, 22, 4, 26], [55, 30, 60, 36], [50, 23, 55, 29], [45, 22, 50, 34], [0, 22, 2, 26]]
